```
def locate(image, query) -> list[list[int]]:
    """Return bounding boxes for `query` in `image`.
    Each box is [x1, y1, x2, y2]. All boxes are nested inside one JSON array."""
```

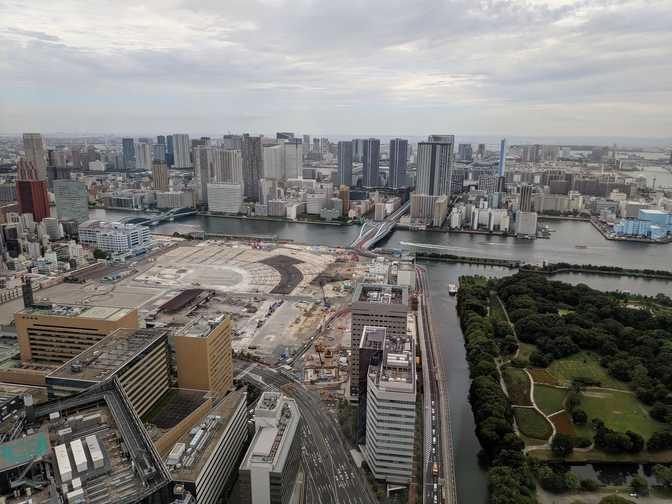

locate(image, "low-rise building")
[[79, 220, 152, 255]]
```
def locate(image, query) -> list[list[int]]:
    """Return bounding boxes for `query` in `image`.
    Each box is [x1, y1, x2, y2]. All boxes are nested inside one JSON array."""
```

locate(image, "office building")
[[135, 142, 152, 171], [477, 143, 486, 160], [239, 392, 302, 504], [416, 135, 455, 196], [220, 149, 244, 185], [207, 183, 243, 214], [350, 284, 409, 398], [352, 138, 365, 162], [336, 141, 353, 187], [515, 211, 538, 236], [363, 329, 416, 484], [263, 144, 284, 179], [167, 389, 249, 504], [519, 184, 533, 212], [22, 133, 47, 180], [152, 161, 170, 192], [174, 315, 234, 398], [79, 220, 152, 255], [0, 378, 171, 504], [458, 143, 473, 161], [166, 134, 175, 165], [152, 142, 166, 162], [242, 135, 263, 201], [172, 133, 192, 168], [15, 303, 138, 364], [157, 135, 166, 145], [0, 183, 17, 202], [302, 135, 310, 157], [46, 328, 170, 417], [276, 132, 294, 140], [122, 137, 135, 170], [283, 140, 303, 179], [357, 326, 386, 441], [388, 138, 408, 189], [17, 179, 50, 222], [498, 138, 507, 176], [54, 179, 89, 223], [362, 138, 381, 187]]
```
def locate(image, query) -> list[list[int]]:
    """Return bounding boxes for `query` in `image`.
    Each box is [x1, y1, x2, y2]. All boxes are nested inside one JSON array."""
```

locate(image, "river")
[[91, 209, 672, 503]]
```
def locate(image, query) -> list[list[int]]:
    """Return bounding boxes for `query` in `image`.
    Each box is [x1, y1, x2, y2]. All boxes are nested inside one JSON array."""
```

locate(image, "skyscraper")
[[416, 135, 455, 196], [22, 133, 47, 180], [458, 143, 473, 161], [519, 183, 533, 212], [302, 134, 310, 158], [283, 140, 303, 179], [498, 138, 507, 176], [122, 138, 135, 171], [54, 179, 89, 223], [388, 138, 408, 189], [242, 135, 262, 201], [156, 135, 166, 146], [276, 132, 294, 140], [166, 135, 174, 166], [152, 143, 166, 162], [16, 160, 50, 222], [337, 141, 353, 187], [362, 138, 380, 187], [172, 134, 192, 169], [152, 162, 169, 192], [135, 142, 152, 171]]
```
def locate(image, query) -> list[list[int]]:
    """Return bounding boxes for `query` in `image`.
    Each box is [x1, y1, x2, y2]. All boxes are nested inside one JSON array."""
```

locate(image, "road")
[[234, 361, 377, 504], [417, 267, 457, 504]]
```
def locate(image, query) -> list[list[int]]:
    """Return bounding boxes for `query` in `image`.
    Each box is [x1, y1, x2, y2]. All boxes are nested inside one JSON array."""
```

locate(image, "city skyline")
[[2, 1, 672, 138]]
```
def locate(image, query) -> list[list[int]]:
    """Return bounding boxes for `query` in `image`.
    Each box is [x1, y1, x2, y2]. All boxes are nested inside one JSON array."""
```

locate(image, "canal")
[[91, 209, 672, 503]]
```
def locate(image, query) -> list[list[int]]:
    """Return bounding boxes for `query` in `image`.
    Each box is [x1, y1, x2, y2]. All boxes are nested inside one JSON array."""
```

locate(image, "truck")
[[432, 463, 438, 476]]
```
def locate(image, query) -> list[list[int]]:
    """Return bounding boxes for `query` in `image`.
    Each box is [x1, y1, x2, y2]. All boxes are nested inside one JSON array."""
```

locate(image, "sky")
[[1, 0, 671, 140]]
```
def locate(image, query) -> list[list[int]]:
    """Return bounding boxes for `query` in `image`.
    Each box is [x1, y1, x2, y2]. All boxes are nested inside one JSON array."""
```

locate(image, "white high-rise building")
[[22, 133, 47, 180], [416, 135, 455, 196], [363, 329, 416, 484], [135, 142, 152, 171], [172, 134, 191, 168], [221, 149, 243, 185], [207, 184, 243, 214]]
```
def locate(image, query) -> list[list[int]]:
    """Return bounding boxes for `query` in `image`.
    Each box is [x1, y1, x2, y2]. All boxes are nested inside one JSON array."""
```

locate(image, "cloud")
[[0, 0, 670, 138]]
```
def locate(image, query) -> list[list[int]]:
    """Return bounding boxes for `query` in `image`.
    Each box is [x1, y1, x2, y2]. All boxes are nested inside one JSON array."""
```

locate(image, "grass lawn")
[[579, 389, 666, 439], [548, 351, 630, 390], [534, 384, 567, 415], [502, 366, 532, 406], [514, 407, 552, 440], [528, 368, 559, 386]]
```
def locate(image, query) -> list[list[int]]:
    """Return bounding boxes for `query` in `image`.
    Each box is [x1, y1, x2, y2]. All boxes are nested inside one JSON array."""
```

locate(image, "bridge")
[[120, 207, 198, 226], [351, 201, 409, 251]]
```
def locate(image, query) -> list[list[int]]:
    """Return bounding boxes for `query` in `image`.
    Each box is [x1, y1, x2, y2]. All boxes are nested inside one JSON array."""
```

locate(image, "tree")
[[630, 474, 649, 496], [93, 248, 108, 260], [653, 464, 672, 487], [579, 478, 599, 491], [551, 433, 574, 457], [572, 409, 587, 425]]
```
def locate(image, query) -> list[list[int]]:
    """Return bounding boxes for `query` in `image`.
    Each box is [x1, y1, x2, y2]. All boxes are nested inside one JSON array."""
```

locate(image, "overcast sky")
[[1, 0, 671, 139]]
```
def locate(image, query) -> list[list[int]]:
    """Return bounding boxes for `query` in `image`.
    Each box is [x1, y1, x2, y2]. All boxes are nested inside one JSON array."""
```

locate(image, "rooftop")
[[0, 378, 170, 504], [48, 328, 168, 382], [354, 283, 408, 305], [360, 326, 386, 351], [166, 389, 246, 482], [18, 303, 134, 321], [369, 332, 415, 391]]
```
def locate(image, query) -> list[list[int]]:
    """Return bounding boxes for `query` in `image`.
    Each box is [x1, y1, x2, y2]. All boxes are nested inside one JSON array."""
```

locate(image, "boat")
[[448, 283, 458, 296], [575, 245, 588, 249]]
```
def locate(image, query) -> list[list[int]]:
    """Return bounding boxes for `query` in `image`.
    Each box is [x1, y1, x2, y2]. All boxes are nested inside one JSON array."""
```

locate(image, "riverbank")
[[412, 252, 521, 268], [538, 214, 591, 222], [200, 212, 353, 226], [522, 263, 672, 281], [591, 218, 672, 244], [395, 224, 549, 239]]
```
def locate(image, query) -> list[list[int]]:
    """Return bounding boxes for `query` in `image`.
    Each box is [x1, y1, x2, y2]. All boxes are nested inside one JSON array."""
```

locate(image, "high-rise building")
[[17, 161, 50, 222], [458, 143, 473, 161], [498, 138, 507, 177], [262, 144, 284, 180], [15, 303, 138, 363], [54, 180, 89, 223], [302, 134, 310, 158], [357, 326, 386, 442], [477, 143, 486, 160], [337, 141, 353, 187], [416, 135, 455, 196], [122, 137, 135, 170], [166, 135, 175, 166], [276, 132, 294, 140], [363, 329, 416, 484], [152, 161, 170, 192], [172, 134, 192, 169], [174, 316, 233, 399], [362, 138, 380, 187], [350, 284, 409, 398], [283, 140, 303, 179], [242, 135, 263, 201], [388, 138, 408, 189], [239, 392, 303, 504], [221, 149, 244, 185], [157, 135, 166, 145], [222, 134, 243, 150], [152, 143, 166, 162], [22, 133, 47, 180], [207, 183, 243, 213], [135, 142, 152, 171], [519, 183, 533, 212]]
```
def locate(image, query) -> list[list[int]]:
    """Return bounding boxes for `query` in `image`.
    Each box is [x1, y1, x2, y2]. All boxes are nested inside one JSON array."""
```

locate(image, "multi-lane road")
[[234, 361, 377, 504]]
